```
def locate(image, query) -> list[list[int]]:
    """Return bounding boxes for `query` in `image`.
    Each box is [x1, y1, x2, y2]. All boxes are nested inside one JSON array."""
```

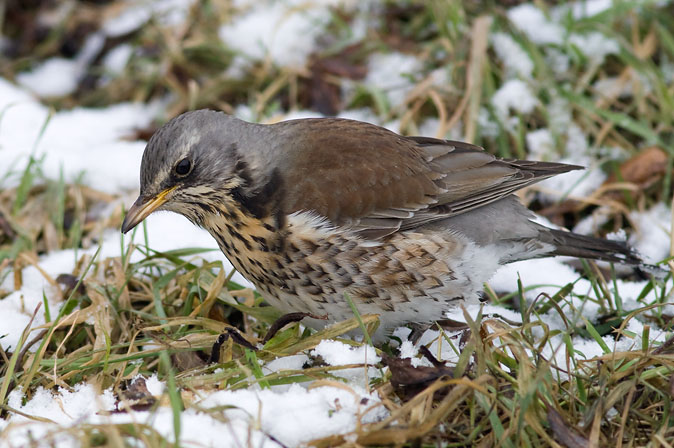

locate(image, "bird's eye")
[[175, 158, 192, 176]]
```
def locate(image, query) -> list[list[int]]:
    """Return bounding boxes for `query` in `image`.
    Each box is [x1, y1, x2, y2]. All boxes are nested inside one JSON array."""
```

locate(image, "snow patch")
[[312, 339, 380, 366], [557, 0, 613, 19], [492, 32, 534, 79], [364, 52, 423, 109], [508, 4, 564, 45], [104, 0, 196, 37], [545, 47, 571, 75], [0, 80, 161, 193], [569, 32, 620, 64], [16, 58, 82, 97], [198, 383, 387, 447], [219, 0, 358, 69], [526, 128, 556, 160], [102, 44, 134, 75], [629, 203, 671, 264], [491, 79, 538, 121]]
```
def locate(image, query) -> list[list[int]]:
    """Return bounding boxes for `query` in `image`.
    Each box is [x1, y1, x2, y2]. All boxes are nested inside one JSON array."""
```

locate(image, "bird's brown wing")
[[274, 119, 580, 239]]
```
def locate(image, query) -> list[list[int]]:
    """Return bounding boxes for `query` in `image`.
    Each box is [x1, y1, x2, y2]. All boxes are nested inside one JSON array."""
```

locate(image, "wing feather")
[[266, 120, 581, 239]]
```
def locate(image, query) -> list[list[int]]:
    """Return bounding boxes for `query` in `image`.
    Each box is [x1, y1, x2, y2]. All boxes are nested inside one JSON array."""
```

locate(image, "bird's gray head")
[[121, 109, 254, 233]]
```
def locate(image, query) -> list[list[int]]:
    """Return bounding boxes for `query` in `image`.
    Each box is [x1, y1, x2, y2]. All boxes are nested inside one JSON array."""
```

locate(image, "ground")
[[0, 0, 673, 446]]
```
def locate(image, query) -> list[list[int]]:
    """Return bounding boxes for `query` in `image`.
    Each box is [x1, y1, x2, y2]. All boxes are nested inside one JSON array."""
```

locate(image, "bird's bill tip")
[[121, 187, 176, 234]]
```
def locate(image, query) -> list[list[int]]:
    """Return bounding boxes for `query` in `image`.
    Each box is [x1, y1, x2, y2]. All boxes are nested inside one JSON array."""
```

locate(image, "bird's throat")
[[200, 200, 286, 285]]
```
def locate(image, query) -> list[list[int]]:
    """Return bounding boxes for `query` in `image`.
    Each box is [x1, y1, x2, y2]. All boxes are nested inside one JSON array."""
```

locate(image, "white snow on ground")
[[629, 203, 672, 264], [197, 384, 387, 447], [547, 96, 573, 134], [507, 4, 564, 45], [573, 205, 612, 236], [526, 128, 555, 160], [477, 107, 500, 138], [534, 123, 608, 200], [492, 32, 534, 79], [491, 79, 538, 121], [507, 2, 620, 65], [2, 380, 386, 447], [364, 52, 423, 110], [593, 76, 633, 99], [17, 0, 195, 97], [0, 79, 160, 193], [489, 257, 670, 376], [102, 44, 134, 76], [16, 32, 105, 97], [593, 73, 655, 100], [263, 354, 310, 379], [2, 383, 118, 447], [219, 0, 364, 69], [492, 257, 626, 319], [313, 339, 380, 366], [103, 0, 197, 37], [545, 47, 571, 75], [16, 58, 82, 97], [556, 0, 613, 20], [569, 32, 620, 65], [312, 339, 382, 387]]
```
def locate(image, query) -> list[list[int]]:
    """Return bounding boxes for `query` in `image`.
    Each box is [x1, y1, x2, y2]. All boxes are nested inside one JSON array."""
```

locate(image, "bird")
[[121, 109, 656, 341]]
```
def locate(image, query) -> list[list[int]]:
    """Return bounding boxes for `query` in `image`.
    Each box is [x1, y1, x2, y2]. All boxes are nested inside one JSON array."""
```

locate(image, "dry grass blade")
[[310, 376, 492, 447]]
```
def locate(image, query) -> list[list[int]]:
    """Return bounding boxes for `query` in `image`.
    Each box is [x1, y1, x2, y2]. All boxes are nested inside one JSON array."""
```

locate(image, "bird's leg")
[[208, 327, 258, 363], [261, 312, 328, 344], [418, 345, 449, 368], [408, 323, 431, 344], [208, 312, 330, 363], [407, 318, 470, 345], [482, 313, 521, 326], [435, 318, 470, 331]]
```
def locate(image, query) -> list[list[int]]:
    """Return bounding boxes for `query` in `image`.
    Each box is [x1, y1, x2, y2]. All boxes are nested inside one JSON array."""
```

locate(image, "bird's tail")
[[545, 229, 640, 264], [542, 229, 668, 280]]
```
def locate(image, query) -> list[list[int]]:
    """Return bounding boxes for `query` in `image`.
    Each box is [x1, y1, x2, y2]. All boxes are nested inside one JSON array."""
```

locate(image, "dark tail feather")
[[545, 229, 641, 264], [543, 229, 668, 280]]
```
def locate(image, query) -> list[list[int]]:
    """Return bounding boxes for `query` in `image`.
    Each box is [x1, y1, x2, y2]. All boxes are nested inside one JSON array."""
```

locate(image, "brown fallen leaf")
[[382, 353, 454, 400], [606, 146, 667, 189]]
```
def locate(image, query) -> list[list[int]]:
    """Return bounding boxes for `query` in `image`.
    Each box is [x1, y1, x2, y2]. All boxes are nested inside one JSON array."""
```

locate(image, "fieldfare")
[[122, 110, 654, 339]]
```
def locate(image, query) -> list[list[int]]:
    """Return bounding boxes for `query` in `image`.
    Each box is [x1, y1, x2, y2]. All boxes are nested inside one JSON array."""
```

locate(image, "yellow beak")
[[121, 186, 177, 234]]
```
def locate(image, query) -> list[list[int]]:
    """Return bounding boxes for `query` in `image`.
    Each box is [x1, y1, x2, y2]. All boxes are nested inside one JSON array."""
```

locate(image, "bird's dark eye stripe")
[[175, 158, 192, 176]]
